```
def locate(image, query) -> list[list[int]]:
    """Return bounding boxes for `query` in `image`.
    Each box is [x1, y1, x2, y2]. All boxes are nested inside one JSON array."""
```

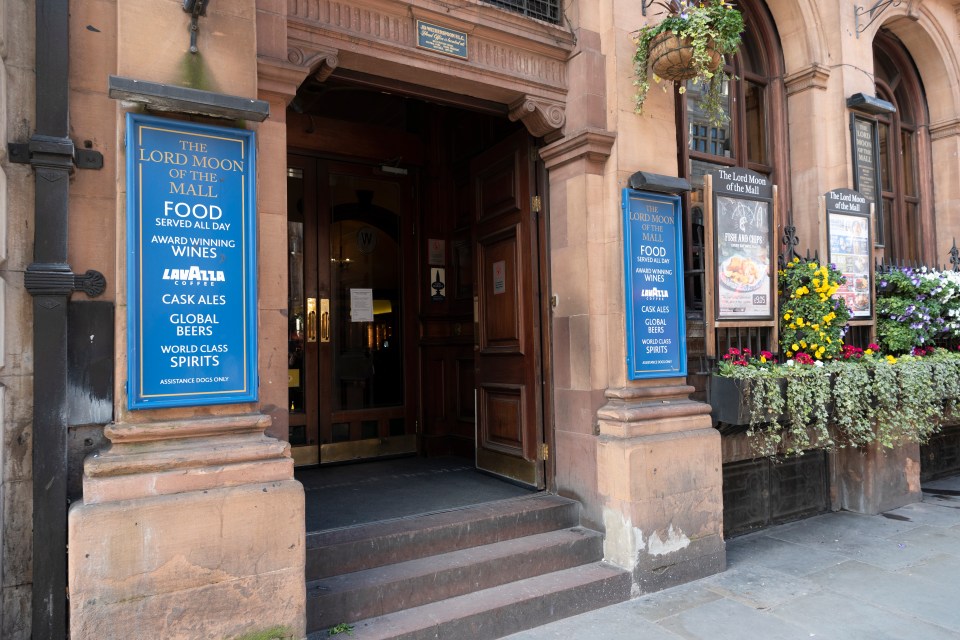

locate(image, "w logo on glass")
[[356, 226, 377, 254]]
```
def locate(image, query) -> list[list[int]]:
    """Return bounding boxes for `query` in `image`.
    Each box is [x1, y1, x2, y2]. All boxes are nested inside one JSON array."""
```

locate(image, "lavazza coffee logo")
[[162, 265, 227, 283], [640, 287, 669, 300]]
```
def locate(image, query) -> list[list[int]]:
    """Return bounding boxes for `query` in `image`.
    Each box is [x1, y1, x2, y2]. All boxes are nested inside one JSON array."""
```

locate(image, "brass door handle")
[[306, 298, 317, 342], [320, 298, 330, 343]]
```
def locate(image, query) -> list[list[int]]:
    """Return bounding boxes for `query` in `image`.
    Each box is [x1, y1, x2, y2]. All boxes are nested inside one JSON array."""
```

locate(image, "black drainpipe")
[[21, 2, 104, 637]]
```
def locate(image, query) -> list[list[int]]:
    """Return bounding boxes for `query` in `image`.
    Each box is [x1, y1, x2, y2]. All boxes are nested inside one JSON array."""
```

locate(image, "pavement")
[[506, 475, 960, 640]]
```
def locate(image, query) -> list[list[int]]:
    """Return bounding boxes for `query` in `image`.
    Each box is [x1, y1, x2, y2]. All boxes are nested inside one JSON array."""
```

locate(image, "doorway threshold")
[[297, 456, 535, 532]]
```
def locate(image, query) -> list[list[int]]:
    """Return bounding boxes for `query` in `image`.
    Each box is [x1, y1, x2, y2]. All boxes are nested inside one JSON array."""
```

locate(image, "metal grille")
[[723, 451, 830, 537], [481, 0, 561, 24]]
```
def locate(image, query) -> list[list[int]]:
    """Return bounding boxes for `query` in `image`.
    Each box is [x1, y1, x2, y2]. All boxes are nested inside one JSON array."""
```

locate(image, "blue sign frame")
[[126, 113, 257, 409], [622, 189, 687, 379]]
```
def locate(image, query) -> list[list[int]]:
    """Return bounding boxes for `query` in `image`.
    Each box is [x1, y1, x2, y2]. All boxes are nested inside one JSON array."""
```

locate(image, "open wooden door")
[[472, 131, 545, 488]]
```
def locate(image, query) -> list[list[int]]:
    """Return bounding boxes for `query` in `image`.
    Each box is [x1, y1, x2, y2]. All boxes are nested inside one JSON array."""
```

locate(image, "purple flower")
[[880, 280, 888, 288]]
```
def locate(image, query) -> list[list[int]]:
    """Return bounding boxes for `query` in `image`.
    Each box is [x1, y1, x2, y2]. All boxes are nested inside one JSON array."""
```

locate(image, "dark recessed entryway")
[[297, 456, 532, 531]]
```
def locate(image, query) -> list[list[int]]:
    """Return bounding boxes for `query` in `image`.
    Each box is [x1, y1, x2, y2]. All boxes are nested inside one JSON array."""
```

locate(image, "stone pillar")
[[68, 415, 305, 639], [835, 442, 922, 515], [597, 384, 725, 594]]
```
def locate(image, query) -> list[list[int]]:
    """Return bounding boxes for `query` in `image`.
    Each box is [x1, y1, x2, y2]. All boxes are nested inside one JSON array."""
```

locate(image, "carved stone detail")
[[286, 1, 570, 92], [288, 44, 340, 82], [930, 117, 960, 141], [784, 63, 830, 96], [508, 96, 565, 139]]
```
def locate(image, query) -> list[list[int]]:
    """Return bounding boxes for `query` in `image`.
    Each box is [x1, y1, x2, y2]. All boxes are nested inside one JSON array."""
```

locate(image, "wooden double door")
[[286, 131, 545, 487]]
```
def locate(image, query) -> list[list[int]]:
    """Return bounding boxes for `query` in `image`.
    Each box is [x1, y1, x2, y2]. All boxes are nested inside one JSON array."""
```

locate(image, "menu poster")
[[622, 189, 687, 380], [714, 196, 773, 319], [826, 189, 872, 319], [851, 115, 882, 244], [710, 167, 775, 320], [126, 114, 258, 409]]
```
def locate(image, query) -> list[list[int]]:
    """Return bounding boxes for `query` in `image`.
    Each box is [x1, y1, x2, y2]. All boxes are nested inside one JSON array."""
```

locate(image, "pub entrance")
[[285, 76, 549, 491]]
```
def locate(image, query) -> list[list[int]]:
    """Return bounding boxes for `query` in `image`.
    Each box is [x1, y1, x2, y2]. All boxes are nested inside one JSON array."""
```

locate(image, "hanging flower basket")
[[648, 32, 722, 82], [632, 0, 744, 127]]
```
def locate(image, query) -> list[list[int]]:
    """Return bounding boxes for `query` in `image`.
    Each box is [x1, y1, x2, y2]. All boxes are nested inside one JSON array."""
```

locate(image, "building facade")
[[2, 0, 959, 637]]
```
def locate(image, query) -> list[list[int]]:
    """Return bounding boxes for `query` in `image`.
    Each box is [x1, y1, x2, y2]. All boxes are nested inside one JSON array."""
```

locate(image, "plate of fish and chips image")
[[720, 255, 766, 292]]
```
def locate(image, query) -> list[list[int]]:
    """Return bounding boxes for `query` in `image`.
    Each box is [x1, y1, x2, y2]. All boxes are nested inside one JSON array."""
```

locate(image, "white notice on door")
[[492, 260, 506, 295], [350, 288, 374, 322]]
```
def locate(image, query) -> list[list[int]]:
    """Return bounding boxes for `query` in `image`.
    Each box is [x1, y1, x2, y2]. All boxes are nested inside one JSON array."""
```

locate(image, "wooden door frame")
[[288, 151, 420, 462]]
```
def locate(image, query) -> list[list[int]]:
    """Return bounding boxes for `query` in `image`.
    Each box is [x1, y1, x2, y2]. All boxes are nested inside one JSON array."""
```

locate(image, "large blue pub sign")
[[126, 114, 257, 409], [622, 189, 687, 379]]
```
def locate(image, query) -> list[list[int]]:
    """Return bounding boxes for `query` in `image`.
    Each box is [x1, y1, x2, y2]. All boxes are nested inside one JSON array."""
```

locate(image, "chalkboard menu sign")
[[126, 114, 258, 409], [826, 188, 873, 319], [710, 168, 775, 320], [851, 115, 882, 244], [622, 190, 687, 379]]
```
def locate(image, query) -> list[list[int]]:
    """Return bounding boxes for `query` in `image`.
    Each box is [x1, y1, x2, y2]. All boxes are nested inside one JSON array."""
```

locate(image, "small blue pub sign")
[[126, 114, 258, 409], [622, 189, 687, 379]]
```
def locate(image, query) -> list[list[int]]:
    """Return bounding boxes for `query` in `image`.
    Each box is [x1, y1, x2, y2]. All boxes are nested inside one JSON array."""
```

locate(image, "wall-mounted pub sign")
[[850, 115, 883, 245], [710, 167, 775, 321], [622, 189, 687, 379], [825, 188, 873, 319], [126, 113, 258, 409]]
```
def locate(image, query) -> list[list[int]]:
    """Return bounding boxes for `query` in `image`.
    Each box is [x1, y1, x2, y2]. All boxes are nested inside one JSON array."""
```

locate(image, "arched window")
[[873, 30, 930, 263], [678, 0, 788, 308]]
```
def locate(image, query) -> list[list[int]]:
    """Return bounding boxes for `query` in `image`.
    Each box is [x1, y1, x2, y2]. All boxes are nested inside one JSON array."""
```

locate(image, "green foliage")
[[875, 267, 960, 354], [779, 258, 851, 361], [633, 0, 744, 126], [719, 351, 958, 457], [328, 623, 354, 637]]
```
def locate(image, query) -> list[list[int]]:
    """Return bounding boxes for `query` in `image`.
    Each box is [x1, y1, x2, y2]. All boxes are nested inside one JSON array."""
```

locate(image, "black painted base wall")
[[722, 450, 830, 537]]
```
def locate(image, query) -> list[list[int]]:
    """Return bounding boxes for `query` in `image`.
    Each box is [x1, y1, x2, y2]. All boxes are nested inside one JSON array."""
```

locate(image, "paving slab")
[[881, 524, 960, 558], [655, 597, 813, 640], [768, 590, 960, 640], [725, 532, 847, 577], [884, 500, 960, 527], [808, 560, 960, 633], [625, 582, 723, 622], [699, 563, 821, 610]]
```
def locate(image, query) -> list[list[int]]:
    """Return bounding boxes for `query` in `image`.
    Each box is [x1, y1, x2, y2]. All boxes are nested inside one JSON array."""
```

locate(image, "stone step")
[[307, 562, 632, 640], [307, 494, 580, 579], [307, 527, 604, 630]]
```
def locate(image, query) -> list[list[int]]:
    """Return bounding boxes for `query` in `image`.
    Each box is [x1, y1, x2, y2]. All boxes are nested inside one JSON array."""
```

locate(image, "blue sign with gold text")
[[126, 114, 257, 408], [622, 190, 686, 379]]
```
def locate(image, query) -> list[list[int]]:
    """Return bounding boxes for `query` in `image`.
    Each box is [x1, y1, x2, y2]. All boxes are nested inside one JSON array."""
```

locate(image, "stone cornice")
[[539, 128, 616, 173], [597, 384, 713, 439], [286, 0, 571, 97], [257, 55, 315, 103], [930, 117, 960, 141], [784, 63, 830, 96]]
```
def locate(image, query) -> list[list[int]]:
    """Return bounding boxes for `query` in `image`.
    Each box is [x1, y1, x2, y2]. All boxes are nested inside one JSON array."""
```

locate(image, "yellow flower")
[[864, 348, 873, 355], [786, 350, 793, 358], [789, 323, 796, 329], [797, 317, 805, 327], [793, 257, 800, 263], [783, 313, 791, 321], [800, 340, 808, 348], [826, 337, 832, 343], [812, 324, 819, 331], [886, 355, 897, 364], [760, 355, 767, 363], [792, 343, 800, 351], [812, 343, 819, 350]]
